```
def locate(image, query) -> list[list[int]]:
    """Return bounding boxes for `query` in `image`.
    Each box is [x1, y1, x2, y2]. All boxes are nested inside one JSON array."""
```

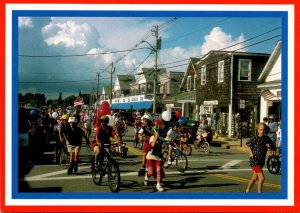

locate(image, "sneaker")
[[156, 184, 164, 192], [168, 158, 172, 165], [144, 176, 148, 186]]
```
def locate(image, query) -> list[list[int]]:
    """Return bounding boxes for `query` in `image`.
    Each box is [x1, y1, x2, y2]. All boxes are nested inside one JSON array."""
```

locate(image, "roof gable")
[[258, 40, 281, 82]]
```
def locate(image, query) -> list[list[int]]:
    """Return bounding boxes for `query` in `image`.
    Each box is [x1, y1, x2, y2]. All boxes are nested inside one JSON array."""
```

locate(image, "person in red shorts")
[[245, 123, 272, 193], [137, 113, 153, 177]]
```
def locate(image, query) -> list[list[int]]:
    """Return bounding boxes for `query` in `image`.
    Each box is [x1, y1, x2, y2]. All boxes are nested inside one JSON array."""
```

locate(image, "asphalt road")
[[19, 126, 281, 194]]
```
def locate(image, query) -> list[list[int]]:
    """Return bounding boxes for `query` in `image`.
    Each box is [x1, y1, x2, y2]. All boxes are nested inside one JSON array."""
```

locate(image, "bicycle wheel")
[[193, 141, 201, 152], [267, 156, 281, 174], [59, 148, 69, 168], [107, 158, 120, 192], [182, 145, 192, 156], [162, 151, 169, 169], [176, 152, 188, 172], [203, 142, 210, 154], [91, 159, 104, 185]]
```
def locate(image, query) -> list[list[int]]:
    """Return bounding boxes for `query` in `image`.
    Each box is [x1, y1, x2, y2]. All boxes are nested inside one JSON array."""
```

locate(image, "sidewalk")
[[210, 136, 250, 152]]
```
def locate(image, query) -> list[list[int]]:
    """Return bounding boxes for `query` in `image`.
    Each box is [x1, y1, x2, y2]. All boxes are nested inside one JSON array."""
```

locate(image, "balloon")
[[175, 110, 182, 119], [52, 112, 58, 119], [161, 111, 171, 121], [101, 101, 109, 107], [107, 115, 114, 127], [98, 107, 111, 117]]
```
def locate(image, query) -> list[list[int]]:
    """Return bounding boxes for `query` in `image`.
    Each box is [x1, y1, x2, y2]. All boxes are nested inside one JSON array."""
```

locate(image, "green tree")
[[63, 95, 76, 107], [58, 92, 63, 106]]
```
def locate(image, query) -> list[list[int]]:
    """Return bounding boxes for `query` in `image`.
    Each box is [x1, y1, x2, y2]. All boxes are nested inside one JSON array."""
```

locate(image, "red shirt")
[[95, 125, 116, 145]]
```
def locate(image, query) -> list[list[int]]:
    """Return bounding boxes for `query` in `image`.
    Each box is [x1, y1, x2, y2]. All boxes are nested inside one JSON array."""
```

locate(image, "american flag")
[[74, 96, 85, 106]]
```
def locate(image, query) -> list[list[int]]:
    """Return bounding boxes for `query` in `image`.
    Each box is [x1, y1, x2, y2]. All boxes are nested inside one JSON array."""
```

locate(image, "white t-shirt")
[[166, 129, 178, 141]]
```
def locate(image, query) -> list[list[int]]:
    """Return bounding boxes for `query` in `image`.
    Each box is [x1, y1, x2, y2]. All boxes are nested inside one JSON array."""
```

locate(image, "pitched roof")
[[117, 75, 135, 90], [141, 68, 166, 82], [258, 40, 281, 82]]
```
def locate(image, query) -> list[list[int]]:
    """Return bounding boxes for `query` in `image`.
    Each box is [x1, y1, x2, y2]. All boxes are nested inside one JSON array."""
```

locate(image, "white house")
[[257, 40, 282, 122]]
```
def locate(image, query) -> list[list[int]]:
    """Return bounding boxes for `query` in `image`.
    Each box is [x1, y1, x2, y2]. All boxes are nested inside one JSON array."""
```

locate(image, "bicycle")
[[193, 134, 210, 154], [161, 139, 188, 172], [91, 144, 121, 192], [57, 141, 69, 168], [178, 138, 192, 156], [267, 146, 281, 175]]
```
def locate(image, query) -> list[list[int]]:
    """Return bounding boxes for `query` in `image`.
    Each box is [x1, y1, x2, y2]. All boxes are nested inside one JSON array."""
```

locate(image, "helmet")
[[30, 109, 37, 116], [269, 114, 276, 120], [152, 119, 164, 127], [61, 114, 69, 120], [178, 117, 187, 125], [68, 116, 78, 123], [152, 119, 164, 132], [99, 115, 109, 125], [142, 112, 153, 121]]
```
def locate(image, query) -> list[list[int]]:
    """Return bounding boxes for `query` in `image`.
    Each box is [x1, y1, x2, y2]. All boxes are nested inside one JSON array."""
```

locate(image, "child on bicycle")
[[92, 115, 120, 169], [245, 123, 272, 193], [165, 122, 179, 165]]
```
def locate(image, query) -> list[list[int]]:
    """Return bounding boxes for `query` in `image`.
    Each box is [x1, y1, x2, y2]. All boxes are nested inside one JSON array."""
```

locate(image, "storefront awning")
[[260, 89, 279, 101], [111, 101, 153, 110]]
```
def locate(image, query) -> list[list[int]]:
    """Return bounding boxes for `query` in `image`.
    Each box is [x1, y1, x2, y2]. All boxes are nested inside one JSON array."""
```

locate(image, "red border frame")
[[0, 0, 298, 212]]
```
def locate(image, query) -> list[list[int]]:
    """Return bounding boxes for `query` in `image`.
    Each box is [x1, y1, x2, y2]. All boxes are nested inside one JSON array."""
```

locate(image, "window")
[[194, 74, 197, 90], [187, 76, 191, 91], [201, 65, 206, 85], [218, 60, 224, 83], [238, 59, 252, 81]]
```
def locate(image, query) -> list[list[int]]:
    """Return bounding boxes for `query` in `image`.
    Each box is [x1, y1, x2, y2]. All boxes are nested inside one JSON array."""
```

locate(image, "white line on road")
[[220, 160, 243, 169]]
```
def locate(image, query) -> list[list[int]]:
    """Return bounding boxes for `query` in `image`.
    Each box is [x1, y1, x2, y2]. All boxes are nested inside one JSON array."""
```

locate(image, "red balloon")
[[98, 107, 111, 117], [175, 110, 182, 119], [101, 101, 109, 107]]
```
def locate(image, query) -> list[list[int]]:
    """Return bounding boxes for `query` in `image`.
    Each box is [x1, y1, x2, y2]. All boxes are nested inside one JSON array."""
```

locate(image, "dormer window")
[[187, 76, 191, 91]]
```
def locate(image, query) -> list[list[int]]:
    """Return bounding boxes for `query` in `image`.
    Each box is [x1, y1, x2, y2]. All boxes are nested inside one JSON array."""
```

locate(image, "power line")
[[18, 47, 149, 58]]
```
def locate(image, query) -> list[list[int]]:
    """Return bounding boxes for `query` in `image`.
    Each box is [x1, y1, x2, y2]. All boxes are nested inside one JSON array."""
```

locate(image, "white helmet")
[[68, 116, 78, 123], [142, 112, 153, 121]]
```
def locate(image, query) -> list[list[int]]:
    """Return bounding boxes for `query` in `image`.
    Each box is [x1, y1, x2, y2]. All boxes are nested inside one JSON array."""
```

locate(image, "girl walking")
[[245, 123, 272, 193]]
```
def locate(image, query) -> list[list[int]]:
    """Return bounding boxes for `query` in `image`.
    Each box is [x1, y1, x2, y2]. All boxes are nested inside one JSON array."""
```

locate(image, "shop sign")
[[204, 100, 218, 105]]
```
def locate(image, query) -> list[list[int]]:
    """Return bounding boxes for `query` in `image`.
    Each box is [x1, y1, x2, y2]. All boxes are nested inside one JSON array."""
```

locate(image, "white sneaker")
[[168, 158, 172, 165], [144, 176, 148, 186], [156, 184, 164, 192]]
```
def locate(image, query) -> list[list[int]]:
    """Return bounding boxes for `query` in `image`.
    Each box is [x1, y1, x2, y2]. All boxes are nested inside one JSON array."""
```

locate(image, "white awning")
[[260, 89, 280, 101]]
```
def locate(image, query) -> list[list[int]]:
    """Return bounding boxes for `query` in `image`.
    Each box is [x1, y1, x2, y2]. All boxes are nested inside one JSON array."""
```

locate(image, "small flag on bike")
[[74, 96, 84, 106]]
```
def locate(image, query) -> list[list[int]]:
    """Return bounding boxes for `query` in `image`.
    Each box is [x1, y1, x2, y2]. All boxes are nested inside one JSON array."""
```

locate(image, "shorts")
[[67, 145, 81, 153], [252, 166, 263, 173]]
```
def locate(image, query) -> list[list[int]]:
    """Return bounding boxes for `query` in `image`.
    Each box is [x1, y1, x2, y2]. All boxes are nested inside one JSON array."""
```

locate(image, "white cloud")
[[18, 17, 33, 28], [201, 27, 245, 55], [42, 20, 91, 48]]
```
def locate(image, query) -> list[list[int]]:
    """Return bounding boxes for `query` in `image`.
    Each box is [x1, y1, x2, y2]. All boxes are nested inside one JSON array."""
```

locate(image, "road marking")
[[209, 173, 281, 189], [220, 160, 242, 169], [127, 146, 144, 156]]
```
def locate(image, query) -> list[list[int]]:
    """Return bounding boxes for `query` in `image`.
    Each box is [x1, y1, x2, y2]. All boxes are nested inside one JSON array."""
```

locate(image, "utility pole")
[[110, 62, 115, 105], [96, 73, 101, 102], [152, 25, 158, 114]]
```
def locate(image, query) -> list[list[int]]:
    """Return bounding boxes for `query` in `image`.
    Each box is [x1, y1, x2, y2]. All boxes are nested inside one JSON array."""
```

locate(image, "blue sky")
[[17, 12, 282, 100]]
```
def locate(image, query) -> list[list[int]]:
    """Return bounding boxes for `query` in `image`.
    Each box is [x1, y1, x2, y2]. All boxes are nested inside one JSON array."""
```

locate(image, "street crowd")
[[18, 105, 281, 193]]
